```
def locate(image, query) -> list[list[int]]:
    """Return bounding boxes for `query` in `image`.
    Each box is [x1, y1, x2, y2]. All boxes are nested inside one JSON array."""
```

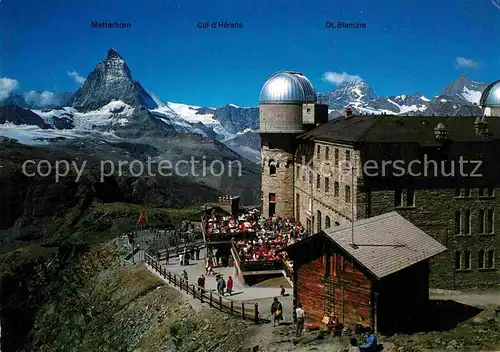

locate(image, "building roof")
[[284, 212, 447, 280], [259, 71, 317, 104], [298, 115, 500, 145]]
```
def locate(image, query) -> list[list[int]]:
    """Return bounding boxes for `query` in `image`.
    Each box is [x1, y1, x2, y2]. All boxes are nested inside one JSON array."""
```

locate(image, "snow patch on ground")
[[165, 102, 218, 125], [34, 100, 136, 129], [0, 123, 121, 145]]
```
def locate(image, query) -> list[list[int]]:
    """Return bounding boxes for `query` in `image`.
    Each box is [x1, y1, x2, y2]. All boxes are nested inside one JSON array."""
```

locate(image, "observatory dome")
[[259, 71, 317, 104], [480, 80, 500, 107]]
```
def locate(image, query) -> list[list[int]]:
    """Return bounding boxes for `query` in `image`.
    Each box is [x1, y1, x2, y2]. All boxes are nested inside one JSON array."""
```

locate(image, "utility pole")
[[351, 163, 355, 246]]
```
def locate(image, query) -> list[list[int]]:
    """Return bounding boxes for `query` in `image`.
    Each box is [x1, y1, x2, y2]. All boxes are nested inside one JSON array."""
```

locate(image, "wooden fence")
[[144, 254, 269, 324]]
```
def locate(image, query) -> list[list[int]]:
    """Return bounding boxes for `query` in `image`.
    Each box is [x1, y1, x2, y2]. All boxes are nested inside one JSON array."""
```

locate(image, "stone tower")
[[258, 71, 327, 218]]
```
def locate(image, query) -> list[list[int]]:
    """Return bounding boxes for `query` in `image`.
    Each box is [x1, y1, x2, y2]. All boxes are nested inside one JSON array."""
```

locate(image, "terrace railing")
[[144, 254, 269, 324]]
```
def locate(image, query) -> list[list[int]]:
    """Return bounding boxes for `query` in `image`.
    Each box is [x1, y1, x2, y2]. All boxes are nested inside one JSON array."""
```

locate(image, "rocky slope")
[[72, 48, 158, 111], [0, 138, 222, 251]]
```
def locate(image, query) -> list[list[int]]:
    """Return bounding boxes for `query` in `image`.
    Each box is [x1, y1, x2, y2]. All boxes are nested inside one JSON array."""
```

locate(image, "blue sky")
[[1, 0, 500, 107]]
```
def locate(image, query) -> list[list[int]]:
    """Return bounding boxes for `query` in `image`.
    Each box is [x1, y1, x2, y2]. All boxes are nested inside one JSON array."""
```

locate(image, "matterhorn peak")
[[107, 47, 123, 60], [71, 48, 157, 111]]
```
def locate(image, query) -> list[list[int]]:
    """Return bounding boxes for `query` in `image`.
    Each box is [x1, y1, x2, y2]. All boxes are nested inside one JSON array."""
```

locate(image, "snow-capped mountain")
[[324, 75, 486, 117], [317, 80, 377, 108], [439, 74, 488, 105], [72, 48, 158, 111]]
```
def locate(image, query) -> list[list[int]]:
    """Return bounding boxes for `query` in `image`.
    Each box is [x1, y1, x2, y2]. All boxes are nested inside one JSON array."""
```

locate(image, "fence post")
[[200, 289, 204, 303], [242, 302, 245, 320], [254, 303, 259, 324], [219, 295, 222, 311], [192, 284, 196, 298], [186, 280, 189, 293], [210, 291, 213, 307]]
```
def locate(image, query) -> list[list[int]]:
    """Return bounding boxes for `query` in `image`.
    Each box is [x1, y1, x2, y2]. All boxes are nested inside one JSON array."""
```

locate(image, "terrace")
[[202, 208, 306, 281]]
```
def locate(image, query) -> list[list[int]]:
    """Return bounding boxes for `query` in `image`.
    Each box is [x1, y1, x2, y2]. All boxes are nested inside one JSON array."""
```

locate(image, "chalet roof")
[[322, 212, 447, 279], [298, 115, 500, 145]]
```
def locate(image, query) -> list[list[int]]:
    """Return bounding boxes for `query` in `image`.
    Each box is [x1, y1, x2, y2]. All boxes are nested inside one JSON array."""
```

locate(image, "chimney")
[[474, 116, 488, 135], [344, 106, 353, 119], [434, 122, 448, 141]]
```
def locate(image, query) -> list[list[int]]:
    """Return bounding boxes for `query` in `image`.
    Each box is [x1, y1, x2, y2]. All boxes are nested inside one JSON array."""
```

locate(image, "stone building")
[[259, 73, 500, 289]]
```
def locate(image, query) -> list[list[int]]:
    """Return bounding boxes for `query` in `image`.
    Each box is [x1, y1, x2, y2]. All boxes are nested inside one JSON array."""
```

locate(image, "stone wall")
[[261, 134, 297, 218], [357, 187, 500, 289], [294, 140, 361, 232]]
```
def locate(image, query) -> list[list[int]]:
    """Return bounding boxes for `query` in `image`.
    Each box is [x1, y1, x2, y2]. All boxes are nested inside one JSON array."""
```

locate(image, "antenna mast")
[[351, 164, 355, 245]]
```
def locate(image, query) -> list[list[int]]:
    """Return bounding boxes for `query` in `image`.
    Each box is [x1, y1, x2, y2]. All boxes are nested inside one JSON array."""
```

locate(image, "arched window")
[[269, 159, 277, 176], [325, 216, 331, 229], [317, 210, 322, 232]]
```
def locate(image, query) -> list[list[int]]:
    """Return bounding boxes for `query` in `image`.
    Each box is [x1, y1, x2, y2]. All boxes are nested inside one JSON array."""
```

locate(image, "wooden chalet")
[[279, 212, 447, 334]]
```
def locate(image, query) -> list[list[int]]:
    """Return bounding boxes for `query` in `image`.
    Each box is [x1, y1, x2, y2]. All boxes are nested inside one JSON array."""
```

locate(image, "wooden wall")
[[295, 242, 373, 328], [297, 257, 326, 324], [324, 254, 372, 328]]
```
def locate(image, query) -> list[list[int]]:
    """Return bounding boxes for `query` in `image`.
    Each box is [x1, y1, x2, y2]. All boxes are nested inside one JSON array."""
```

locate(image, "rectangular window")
[[296, 165, 300, 177], [308, 198, 312, 212], [309, 171, 313, 185], [455, 251, 461, 270], [407, 189, 415, 207], [479, 210, 485, 234], [325, 147, 330, 160], [346, 150, 351, 162], [479, 250, 484, 269], [455, 211, 461, 234], [317, 145, 321, 158], [486, 250, 494, 268], [334, 181, 339, 197], [334, 148, 339, 166], [345, 185, 351, 203], [487, 209, 494, 234], [464, 210, 471, 234], [269, 193, 276, 202], [316, 175, 321, 189], [302, 168, 306, 182], [395, 189, 403, 207], [464, 251, 471, 269], [464, 188, 472, 197], [325, 177, 330, 193]]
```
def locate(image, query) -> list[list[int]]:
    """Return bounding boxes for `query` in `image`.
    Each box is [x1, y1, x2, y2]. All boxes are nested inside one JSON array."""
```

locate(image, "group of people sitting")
[[203, 208, 261, 241], [203, 209, 306, 265], [234, 214, 306, 264]]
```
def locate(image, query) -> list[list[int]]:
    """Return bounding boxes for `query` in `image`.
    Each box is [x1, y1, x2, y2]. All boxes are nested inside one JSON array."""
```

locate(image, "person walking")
[[165, 250, 169, 265], [226, 276, 233, 295], [271, 297, 283, 327], [197, 274, 205, 293], [195, 247, 201, 260], [182, 269, 188, 281], [295, 303, 305, 337], [217, 275, 226, 296]]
